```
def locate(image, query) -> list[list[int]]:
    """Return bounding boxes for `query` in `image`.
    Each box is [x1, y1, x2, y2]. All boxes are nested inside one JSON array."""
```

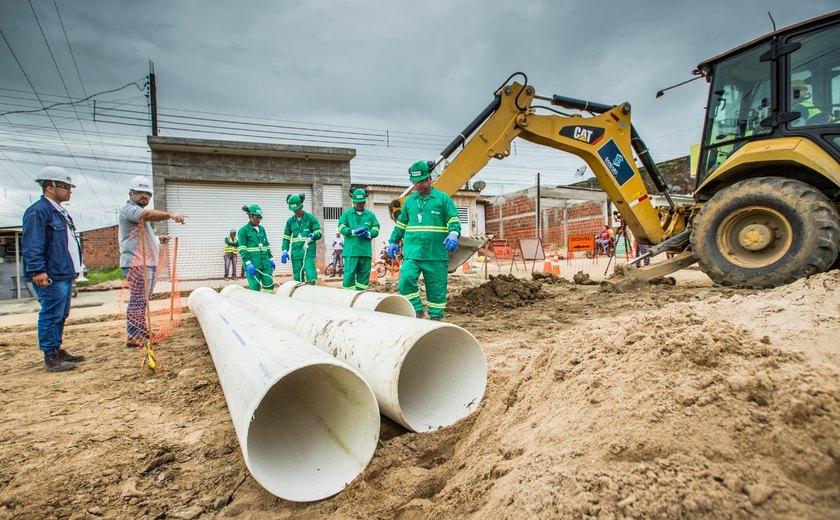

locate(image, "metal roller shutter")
[[164, 182, 312, 279], [322, 184, 343, 245]]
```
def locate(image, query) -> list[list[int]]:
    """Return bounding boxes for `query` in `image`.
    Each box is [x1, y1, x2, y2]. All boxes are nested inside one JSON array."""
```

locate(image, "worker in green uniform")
[[237, 204, 275, 292], [337, 188, 380, 290], [387, 160, 461, 320], [281, 193, 322, 284]]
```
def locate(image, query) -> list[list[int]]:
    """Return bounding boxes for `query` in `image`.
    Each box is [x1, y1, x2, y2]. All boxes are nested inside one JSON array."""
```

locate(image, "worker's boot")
[[58, 349, 85, 362], [415, 309, 425, 319], [430, 316, 442, 321], [44, 353, 76, 372]]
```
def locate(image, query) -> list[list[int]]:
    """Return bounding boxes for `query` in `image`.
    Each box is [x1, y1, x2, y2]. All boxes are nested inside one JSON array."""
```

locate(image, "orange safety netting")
[[117, 225, 182, 371]]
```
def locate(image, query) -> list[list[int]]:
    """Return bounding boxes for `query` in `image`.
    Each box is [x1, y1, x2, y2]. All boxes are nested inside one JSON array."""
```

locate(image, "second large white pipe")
[[188, 287, 380, 502], [276, 281, 416, 317], [223, 284, 486, 432]]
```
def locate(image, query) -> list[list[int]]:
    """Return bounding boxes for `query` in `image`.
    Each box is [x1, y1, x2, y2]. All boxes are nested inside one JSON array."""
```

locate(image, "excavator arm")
[[389, 74, 694, 274]]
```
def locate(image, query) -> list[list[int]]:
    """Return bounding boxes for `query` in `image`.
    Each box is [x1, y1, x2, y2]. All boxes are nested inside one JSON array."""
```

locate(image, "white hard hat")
[[129, 176, 153, 194], [35, 166, 75, 187]]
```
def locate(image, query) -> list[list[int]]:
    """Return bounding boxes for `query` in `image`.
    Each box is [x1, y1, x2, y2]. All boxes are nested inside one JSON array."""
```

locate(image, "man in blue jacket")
[[22, 166, 85, 372]]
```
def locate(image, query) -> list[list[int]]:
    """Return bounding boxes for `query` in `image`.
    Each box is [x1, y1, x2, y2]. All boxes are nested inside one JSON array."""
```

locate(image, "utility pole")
[[148, 60, 158, 136], [535, 172, 541, 240]]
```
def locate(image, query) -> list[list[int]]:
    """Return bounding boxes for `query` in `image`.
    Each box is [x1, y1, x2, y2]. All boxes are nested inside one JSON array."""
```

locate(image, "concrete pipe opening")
[[247, 363, 380, 501], [397, 326, 487, 432], [352, 292, 416, 317], [277, 280, 415, 317]]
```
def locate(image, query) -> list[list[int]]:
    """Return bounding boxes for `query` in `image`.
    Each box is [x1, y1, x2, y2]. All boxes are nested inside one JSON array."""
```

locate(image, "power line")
[[28, 0, 120, 206], [0, 78, 146, 117], [0, 22, 108, 213]]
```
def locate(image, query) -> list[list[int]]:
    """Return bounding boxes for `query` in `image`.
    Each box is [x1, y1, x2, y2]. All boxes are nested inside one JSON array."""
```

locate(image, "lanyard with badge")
[[417, 196, 430, 224]]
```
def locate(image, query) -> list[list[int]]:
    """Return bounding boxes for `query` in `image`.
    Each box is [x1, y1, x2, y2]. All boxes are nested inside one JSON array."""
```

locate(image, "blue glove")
[[270, 259, 276, 270], [245, 262, 256, 277], [281, 251, 289, 264], [443, 232, 459, 252], [387, 243, 399, 259], [307, 233, 314, 239], [359, 230, 370, 239], [352, 226, 367, 236]]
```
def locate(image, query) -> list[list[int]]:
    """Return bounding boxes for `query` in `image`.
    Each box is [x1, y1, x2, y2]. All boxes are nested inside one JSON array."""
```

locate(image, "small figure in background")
[[331, 232, 344, 276], [224, 229, 239, 280]]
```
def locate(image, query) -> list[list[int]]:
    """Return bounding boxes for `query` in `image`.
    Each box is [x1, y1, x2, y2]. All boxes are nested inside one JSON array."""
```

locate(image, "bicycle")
[[375, 243, 402, 278], [324, 256, 344, 277]]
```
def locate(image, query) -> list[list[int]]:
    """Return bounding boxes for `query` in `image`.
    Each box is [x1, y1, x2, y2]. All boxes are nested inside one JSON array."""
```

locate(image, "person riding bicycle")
[[338, 188, 380, 290]]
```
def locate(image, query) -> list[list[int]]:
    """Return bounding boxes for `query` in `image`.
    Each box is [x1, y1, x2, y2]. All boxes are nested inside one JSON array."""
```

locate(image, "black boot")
[[44, 353, 76, 372], [58, 349, 85, 362], [415, 309, 425, 319]]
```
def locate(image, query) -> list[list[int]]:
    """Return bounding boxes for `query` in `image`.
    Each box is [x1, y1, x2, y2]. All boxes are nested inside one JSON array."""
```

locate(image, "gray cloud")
[[0, 0, 835, 229]]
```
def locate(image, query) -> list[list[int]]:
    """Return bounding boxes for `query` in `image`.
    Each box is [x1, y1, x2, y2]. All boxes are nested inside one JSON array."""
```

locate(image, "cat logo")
[[574, 127, 593, 142], [559, 125, 605, 145]]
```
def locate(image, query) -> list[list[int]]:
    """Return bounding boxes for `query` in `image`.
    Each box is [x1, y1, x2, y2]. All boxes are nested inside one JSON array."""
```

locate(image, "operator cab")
[[694, 11, 840, 193]]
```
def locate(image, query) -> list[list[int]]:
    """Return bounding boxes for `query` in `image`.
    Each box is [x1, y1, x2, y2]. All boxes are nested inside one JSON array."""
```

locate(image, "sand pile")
[[1, 271, 838, 518]]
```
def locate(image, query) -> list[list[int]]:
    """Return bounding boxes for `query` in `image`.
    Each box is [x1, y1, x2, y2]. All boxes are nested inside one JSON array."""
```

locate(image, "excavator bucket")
[[448, 234, 493, 273]]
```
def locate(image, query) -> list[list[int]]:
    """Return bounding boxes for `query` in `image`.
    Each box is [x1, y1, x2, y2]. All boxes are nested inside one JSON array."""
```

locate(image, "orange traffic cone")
[[543, 255, 552, 273], [370, 266, 379, 283], [552, 255, 561, 275], [462, 261, 471, 272]]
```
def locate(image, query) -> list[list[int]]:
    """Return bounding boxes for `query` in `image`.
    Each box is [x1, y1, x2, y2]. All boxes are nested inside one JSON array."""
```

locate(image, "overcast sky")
[[0, 0, 836, 230]]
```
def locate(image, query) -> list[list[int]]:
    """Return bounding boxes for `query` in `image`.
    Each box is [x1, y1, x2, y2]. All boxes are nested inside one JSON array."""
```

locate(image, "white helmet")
[[35, 166, 75, 187], [129, 176, 153, 194]]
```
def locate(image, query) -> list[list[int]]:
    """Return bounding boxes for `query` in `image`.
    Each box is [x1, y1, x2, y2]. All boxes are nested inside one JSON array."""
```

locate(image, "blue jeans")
[[32, 278, 73, 356], [122, 266, 157, 340]]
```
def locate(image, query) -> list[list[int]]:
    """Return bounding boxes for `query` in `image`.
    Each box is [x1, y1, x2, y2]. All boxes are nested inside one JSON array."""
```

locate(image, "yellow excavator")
[[390, 11, 840, 287]]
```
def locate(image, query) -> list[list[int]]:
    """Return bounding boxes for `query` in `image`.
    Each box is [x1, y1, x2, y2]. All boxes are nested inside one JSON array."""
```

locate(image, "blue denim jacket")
[[22, 196, 81, 281]]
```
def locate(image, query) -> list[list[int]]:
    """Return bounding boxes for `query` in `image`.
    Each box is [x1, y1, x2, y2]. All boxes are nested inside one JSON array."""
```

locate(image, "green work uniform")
[[282, 211, 322, 284], [238, 224, 274, 292], [337, 208, 380, 290], [389, 187, 461, 318]]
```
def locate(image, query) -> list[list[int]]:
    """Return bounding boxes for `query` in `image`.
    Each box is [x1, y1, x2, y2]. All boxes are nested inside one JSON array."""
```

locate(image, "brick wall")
[[486, 198, 604, 252], [80, 225, 119, 269]]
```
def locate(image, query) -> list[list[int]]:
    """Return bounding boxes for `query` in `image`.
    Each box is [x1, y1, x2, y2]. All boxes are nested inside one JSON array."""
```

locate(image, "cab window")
[[698, 44, 771, 183], [787, 23, 840, 128]]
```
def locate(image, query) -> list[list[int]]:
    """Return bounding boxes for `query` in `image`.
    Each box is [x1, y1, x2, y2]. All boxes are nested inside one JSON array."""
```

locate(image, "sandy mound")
[[0, 271, 838, 518]]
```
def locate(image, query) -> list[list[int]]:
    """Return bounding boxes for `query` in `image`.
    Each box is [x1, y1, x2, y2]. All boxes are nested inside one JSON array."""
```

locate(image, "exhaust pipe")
[[187, 287, 380, 502], [222, 285, 487, 432], [276, 281, 415, 317]]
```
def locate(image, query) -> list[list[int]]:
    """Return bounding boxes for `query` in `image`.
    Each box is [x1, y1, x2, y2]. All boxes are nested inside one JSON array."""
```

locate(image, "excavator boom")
[[389, 73, 692, 275]]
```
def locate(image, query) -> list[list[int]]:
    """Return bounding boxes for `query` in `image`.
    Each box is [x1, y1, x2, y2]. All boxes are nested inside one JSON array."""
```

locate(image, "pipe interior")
[[366, 295, 416, 317], [247, 364, 380, 502], [398, 326, 487, 432]]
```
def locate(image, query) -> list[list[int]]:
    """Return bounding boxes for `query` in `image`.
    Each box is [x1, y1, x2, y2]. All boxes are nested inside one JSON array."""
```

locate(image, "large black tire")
[[691, 177, 840, 288]]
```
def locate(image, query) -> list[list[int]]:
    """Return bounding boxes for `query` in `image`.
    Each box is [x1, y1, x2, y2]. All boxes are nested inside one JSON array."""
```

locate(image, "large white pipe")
[[276, 281, 415, 317], [223, 284, 486, 432], [187, 287, 380, 502]]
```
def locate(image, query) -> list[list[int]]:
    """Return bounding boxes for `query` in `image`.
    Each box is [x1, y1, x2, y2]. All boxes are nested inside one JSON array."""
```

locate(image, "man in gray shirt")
[[119, 176, 186, 347]]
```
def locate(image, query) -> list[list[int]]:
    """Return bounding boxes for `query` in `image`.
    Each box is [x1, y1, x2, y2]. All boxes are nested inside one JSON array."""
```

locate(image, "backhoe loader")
[[390, 11, 840, 287]]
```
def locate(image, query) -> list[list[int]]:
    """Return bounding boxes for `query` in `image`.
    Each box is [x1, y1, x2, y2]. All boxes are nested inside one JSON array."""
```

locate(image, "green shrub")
[[77, 267, 123, 286]]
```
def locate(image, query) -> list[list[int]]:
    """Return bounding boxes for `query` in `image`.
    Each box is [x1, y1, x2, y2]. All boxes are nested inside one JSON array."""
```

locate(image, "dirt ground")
[[1, 270, 839, 519]]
